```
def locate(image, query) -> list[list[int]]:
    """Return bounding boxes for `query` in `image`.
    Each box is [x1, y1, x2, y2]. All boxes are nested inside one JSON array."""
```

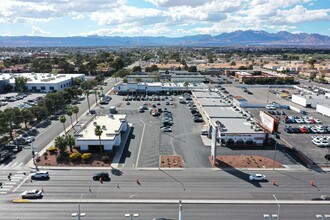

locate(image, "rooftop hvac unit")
[[102, 125, 106, 130], [93, 122, 97, 126]]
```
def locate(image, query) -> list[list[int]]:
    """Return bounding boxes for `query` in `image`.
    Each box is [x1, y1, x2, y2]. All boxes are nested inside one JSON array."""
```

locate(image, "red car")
[[309, 119, 315, 123], [299, 127, 308, 133]]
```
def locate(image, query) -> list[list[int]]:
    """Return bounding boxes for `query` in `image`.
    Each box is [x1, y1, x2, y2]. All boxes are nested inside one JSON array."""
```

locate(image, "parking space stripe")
[[11, 163, 17, 168], [5, 163, 12, 168]]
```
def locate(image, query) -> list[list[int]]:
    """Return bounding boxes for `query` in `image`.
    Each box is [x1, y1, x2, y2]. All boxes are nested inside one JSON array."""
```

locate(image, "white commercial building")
[[0, 72, 85, 93], [75, 115, 128, 151], [114, 82, 208, 94], [316, 104, 330, 117], [191, 91, 268, 146], [291, 94, 330, 108]]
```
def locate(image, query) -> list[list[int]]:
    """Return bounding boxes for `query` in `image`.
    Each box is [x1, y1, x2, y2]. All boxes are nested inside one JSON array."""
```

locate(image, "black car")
[[93, 172, 110, 181]]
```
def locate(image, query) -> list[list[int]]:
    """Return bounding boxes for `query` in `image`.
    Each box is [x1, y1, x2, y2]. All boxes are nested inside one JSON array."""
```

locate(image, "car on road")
[[249, 174, 266, 181], [21, 189, 43, 199], [12, 145, 22, 153], [93, 172, 110, 181], [24, 136, 35, 143], [31, 171, 49, 180]]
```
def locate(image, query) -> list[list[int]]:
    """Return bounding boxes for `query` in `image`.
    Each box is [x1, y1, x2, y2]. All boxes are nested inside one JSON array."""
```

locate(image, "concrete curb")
[[12, 199, 330, 204]]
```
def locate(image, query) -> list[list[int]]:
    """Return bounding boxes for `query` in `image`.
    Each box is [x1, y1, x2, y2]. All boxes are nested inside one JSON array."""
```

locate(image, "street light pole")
[[273, 194, 280, 220], [125, 213, 139, 220]]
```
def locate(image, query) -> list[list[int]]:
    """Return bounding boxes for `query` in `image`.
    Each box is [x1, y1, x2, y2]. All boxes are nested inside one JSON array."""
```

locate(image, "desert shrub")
[[43, 152, 48, 159], [102, 155, 110, 163], [70, 152, 81, 161], [81, 153, 92, 161], [56, 153, 66, 162], [48, 146, 57, 154]]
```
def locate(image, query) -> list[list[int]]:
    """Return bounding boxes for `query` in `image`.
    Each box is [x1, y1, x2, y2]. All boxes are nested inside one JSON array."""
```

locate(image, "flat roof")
[[193, 91, 222, 98], [0, 73, 84, 84], [76, 115, 126, 141], [204, 106, 245, 118], [198, 98, 231, 107], [210, 118, 262, 133]]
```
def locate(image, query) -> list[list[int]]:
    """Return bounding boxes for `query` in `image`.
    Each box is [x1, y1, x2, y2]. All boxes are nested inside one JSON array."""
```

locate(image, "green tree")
[[71, 106, 79, 123], [94, 125, 103, 153], [14, 76, 27, 92], [183, 81, 190, 91], [65, 134, 75, 153], [132, 66, 142, 72], [84, 90, 91, 113], [230, 61, 236, 66], [67, 107, 75, 130], [21, 109, 34, 130], [93, 89, 99, 105], [59, 115, 67, 134], [188, 66, 197, 72], [134, 77, 142, 83], [123, 78, 128, 83], [145, 64, 159, 72], [54, 136, 67, 153]]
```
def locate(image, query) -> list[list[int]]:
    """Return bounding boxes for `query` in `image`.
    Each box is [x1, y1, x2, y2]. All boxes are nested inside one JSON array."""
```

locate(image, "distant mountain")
[[0, 30, 329, 47]]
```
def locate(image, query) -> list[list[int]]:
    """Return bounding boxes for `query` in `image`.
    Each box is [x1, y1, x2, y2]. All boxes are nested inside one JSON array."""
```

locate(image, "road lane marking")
[[11, 163, 17, 167], [17, 162, 23, 167], [135, 119, 146, 168], [12, 174, 31, 193], [5, 163, 12, 168]]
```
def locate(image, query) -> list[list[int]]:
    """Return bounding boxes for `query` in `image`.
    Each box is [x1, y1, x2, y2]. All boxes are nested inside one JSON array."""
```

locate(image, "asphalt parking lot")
[[92, 94, 211, 168], [226, 86, 330, 167], [0, 92, 46, 111]]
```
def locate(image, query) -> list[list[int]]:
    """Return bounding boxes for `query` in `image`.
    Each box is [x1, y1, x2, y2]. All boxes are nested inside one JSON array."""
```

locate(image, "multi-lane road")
[[1, 168, 330, 219]]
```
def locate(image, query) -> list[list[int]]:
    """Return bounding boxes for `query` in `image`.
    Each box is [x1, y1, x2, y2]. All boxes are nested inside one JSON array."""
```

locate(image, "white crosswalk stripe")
[[0, 171, 27, 194], [4, 163, 12, 168], [10, 163, 17, 168]]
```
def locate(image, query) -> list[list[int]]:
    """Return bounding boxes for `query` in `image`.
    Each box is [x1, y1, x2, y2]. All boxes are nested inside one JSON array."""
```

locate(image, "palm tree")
[[100, 86, 104, 96], [94, 125, 103, 153], [84, 90, 91, 113], [93, 89, 99, 105], [65, 134, 75, 153], [54, 136, 67, 153], [67, 107, 75, 131], [183, 81, 190, 92], [59, 115, 67, 134], [71, 106, 79, 123]]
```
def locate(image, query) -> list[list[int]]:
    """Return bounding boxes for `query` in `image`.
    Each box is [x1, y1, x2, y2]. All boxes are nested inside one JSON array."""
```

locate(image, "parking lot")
[[0, 92, 46, 111], [226, 86, 330, 167], [91, 93, 211, 168]]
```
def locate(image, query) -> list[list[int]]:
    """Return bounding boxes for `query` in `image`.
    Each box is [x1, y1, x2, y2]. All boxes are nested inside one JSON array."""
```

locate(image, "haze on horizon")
[[0, 0, 329, 38]]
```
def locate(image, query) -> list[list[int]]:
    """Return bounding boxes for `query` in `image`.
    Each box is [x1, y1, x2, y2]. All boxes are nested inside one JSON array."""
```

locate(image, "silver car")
[[21, 189, 43, 199]]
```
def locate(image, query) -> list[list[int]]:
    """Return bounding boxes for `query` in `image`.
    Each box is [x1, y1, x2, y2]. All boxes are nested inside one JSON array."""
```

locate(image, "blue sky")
[[0, 0, 329, 37]]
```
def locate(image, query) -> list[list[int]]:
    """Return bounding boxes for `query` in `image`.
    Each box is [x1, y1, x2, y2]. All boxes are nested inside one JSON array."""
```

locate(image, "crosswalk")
[[0, 171, 27, 194], [0, 162, 24, 170]]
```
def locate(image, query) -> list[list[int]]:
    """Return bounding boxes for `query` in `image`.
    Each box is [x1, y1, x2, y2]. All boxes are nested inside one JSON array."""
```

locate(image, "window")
[[49, 86, 54, 91], [41, 86, 46, 90]]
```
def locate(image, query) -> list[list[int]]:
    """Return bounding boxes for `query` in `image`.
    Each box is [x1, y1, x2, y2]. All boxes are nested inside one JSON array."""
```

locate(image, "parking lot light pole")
[[273, 194, 280, 220], [71, 205, 86, 220], [273, 142, 278, 170], [124, 213, 139, 220]]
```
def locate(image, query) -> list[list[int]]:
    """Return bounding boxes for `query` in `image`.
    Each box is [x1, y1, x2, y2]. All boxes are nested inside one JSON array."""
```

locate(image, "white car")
[[21, 189, 43, 199], [314, 119, 322, 124], [265, 105, 276, 110], [31, 171, 49, 180], [161, 127, 172, 132], [25, 136, 35, 143], [312, 139, 323, 147], [249, 174, 266, 181]]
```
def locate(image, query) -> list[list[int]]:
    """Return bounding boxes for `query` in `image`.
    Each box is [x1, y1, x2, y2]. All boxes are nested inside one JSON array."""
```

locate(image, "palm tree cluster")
[[54, 134, 76, 153]]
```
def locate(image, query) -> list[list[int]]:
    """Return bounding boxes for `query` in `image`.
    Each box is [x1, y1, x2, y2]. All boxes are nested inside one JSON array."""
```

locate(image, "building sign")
[[259, 111, 275, 132]]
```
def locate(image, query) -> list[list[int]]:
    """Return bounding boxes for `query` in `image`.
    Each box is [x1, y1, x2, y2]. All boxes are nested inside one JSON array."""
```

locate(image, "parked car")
[[161, 127, 172, 132], [21, 189, 43, 199], [249, 174, 266, 181]]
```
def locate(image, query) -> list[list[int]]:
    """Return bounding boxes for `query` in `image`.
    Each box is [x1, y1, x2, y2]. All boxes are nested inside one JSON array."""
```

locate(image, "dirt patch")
[[37, 148, 114, 167], [160, 155, 184, 168], [211, 155, 284, 169]]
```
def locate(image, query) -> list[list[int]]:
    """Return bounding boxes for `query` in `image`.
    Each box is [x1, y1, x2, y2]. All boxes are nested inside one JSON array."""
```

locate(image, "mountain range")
[[0, 30, 330, 47]]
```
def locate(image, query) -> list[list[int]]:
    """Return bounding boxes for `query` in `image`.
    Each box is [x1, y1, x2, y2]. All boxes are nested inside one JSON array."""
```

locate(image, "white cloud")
[[31, 26, 50, 35], [272, 5, 330, 24], [146, 0, 210, 7]]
